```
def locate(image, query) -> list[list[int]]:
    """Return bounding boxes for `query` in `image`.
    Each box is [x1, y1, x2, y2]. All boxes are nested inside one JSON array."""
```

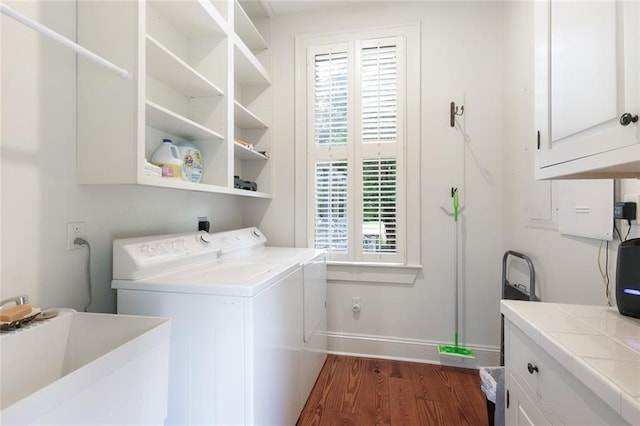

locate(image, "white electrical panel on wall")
[[526, 180, 558, 230], [557, 179, 614, 240]]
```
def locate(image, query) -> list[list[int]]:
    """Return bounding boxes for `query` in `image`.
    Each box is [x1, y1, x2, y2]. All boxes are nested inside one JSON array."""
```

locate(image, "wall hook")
[[450, 101, 464, 127], [440, 187, 465, 216]]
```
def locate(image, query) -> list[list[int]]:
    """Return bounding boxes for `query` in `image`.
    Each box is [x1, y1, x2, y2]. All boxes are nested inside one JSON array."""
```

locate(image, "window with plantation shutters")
[[307, 35, 406, 263]]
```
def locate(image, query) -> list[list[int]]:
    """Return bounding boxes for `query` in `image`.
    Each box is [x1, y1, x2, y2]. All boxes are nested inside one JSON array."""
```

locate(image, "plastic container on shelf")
[[175, 142, 203, 183], [151, 138, 182, 179]]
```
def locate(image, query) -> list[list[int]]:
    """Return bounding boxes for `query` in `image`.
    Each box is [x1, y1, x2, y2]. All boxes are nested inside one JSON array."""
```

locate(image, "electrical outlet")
[[67, 222, 86, 250], [623, 194, 640, 220], [198, 216, 211, 232], [352, 297, 361, 313]]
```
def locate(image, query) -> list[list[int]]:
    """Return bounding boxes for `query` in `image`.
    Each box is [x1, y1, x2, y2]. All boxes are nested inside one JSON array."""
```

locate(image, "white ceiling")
[[267, 0, 367, 16], [240, 0, 395, 17], [244, 0, 501, 19], [263, 0, 510, 16]]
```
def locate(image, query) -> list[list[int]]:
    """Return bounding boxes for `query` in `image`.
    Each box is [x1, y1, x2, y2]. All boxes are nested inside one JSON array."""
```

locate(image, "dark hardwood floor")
[[297, 354, 489, 426]]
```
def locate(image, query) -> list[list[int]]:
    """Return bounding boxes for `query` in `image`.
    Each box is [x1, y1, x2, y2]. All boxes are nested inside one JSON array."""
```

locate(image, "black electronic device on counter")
[[616, 238, 640, 319]]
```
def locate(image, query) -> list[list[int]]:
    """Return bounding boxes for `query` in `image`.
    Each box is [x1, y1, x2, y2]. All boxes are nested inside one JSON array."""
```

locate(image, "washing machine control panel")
[[134, 234, 214, 259], [113, 228, 268, 280], [208, 227, 267, 254], [113, 232, 221, 280]]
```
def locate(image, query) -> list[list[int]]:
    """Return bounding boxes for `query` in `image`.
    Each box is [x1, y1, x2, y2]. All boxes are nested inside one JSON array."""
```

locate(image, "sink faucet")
[[0, 295, 29, 307]]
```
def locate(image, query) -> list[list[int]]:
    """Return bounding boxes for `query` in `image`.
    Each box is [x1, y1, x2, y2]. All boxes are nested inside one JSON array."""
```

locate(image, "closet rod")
[[0, 3, 132, 80]]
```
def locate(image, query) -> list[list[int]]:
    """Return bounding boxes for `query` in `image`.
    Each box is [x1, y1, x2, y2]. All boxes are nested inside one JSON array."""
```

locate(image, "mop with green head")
[[438, 188, 475, 358]]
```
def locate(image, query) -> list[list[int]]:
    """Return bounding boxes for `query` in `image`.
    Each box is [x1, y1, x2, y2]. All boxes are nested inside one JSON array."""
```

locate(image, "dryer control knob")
[[198, 233, 211, 245]]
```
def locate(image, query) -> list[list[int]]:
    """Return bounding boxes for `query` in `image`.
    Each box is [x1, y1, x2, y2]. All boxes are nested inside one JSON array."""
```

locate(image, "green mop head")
[[438, 332, 476, 358], [438, 344, 475, 358]]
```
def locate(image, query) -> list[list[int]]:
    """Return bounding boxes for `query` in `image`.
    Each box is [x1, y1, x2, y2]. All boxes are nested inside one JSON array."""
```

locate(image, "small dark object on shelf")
[[234, 176, 257, 191]]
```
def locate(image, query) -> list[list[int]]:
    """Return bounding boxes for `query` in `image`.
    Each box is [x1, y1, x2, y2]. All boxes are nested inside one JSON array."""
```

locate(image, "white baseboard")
[[326, 331, 501, 368]]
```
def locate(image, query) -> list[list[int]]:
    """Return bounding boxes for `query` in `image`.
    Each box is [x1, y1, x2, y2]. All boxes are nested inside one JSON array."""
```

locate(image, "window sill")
[[327, 262, 422, 285]]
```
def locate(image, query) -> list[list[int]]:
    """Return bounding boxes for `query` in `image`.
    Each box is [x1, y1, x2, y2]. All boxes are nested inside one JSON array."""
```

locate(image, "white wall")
[[260, 2, 506, 366], [1, 1, 243, 313]]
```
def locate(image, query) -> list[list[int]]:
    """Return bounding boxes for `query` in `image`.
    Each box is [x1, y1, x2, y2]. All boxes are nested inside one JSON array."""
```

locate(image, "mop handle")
[[452, 188, 459, 222], [452, 188, 459, 345]]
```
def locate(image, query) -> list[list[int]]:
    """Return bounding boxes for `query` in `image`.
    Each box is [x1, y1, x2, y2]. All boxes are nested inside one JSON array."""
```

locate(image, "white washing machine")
[[111, 228, 326, 426]]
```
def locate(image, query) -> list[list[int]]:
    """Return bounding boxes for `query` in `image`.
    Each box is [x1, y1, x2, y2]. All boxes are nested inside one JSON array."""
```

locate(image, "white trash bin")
[[479, 366, 504, 426]]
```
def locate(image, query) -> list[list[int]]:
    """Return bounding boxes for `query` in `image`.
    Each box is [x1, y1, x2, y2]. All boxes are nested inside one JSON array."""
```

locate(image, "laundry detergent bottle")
[[176, 142, 203, 183], [151, 138, 183, 179]]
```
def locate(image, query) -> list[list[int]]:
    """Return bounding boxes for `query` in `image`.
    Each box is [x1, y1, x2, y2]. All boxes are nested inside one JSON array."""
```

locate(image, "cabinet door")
[[505, 373, 551, 426], [535, 0, 640, 175]]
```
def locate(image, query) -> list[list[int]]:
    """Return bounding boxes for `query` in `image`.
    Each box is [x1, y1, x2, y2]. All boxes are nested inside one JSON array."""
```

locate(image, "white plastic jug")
[[151, 139, 183, 178]]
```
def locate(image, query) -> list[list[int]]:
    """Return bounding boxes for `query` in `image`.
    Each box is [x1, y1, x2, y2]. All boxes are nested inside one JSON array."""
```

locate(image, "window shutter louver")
[[362, 159, 397, 254], [314, 161, 349, 252], [359, 41, 399, 257], [314, 51, 349, 146], [361, 44, 397, 143]]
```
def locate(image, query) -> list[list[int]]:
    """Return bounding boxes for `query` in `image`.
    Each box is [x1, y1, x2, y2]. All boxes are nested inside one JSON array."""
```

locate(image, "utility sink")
[[0, 310, 171, 425]]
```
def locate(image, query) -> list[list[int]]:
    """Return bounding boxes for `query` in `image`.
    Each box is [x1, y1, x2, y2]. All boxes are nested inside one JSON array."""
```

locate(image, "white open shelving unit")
[[234, 101, 267, 129], [77, 0, 272, 198], [234, 141, 269, 160]]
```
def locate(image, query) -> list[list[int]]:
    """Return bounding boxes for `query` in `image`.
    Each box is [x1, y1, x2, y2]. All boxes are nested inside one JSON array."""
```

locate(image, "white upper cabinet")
[[535, 0, 640, 179], [77, 0, 272, 197]]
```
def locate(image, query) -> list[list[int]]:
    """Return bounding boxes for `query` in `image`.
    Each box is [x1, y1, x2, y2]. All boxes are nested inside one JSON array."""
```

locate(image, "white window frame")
[[294, 24, 422, 283]]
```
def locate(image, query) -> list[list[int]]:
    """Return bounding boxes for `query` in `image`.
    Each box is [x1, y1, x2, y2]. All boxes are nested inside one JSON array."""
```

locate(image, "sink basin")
[[0, 310, 170, 425]]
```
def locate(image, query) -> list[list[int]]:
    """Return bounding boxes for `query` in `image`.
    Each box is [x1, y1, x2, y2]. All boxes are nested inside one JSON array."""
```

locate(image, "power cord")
[[614, 219, 633, 242], [74, 237, 92, 312], [624, 219, 632, 241], [614, 221, 623, 242], [597, 240, 611, 307]]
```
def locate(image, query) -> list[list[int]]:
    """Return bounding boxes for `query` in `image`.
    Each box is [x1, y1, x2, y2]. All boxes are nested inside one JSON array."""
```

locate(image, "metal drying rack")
[[500, 250, 539, 366]]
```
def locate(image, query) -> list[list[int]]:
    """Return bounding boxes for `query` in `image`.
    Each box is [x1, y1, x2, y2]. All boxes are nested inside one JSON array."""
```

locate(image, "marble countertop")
[[501, 300, 640, 425]]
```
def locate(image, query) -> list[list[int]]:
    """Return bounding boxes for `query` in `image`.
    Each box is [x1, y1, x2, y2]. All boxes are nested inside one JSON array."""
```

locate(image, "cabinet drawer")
[[505, 372, 551, 426], [506, 322, 624, 425], [506, 321, 542, 395]]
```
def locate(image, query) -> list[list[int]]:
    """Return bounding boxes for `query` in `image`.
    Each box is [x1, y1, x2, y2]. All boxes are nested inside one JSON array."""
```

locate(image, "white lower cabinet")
[[504, 320, 627, 425], [505, 372, 550, 426]]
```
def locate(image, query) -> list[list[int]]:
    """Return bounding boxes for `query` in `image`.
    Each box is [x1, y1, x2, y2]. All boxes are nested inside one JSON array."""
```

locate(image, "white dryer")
[[207, 228, 328, 406], [111, 228, 326, 426]]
